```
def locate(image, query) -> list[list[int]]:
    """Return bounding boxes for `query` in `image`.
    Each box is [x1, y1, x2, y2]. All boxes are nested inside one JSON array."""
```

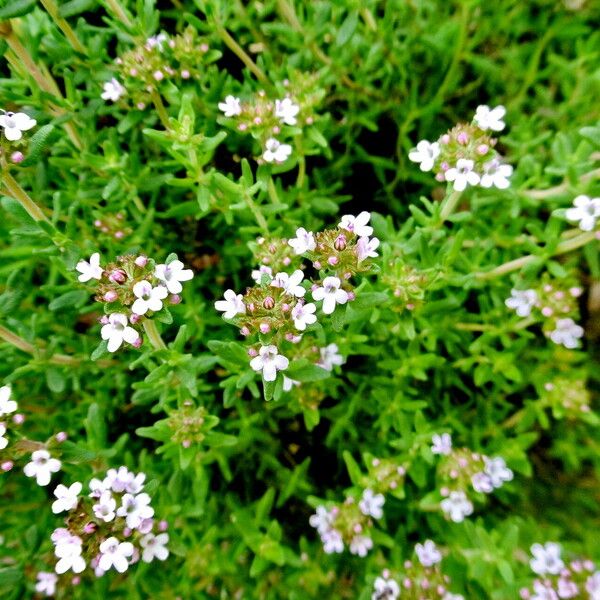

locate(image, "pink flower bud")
[[569, 287, 582, 297], [403, 578, 412, 589], [254, 117, 262, 125], [200, 43, 209, 52], [129, 68, 138, 76], [440, 487, 449, 496], [457, 131, 469, 145], [109, 269, 127, 284], [450, 469, 458, 478], [159, 520, 169, 531], [12, 413, 24, 425], [441, 134, 450, 144], [259, 323, 270, 334], [10, 151, 24, 163], [137, 102, 146, 110], [347, 291, 355, 301], [247, 302, 255, 312], [123, 527, 132, 537], [458, 457, 468, 468], [554, 291, 565, 300], [130, 313, 141, 324], [543, 284, 553, 292], [435, 172, 446, 182], [153, 70, 164, 81], [83, 522, 96, 534], [1, 461, 14, 472], [313, 261, 321, 269], [382, 569, 390, 579], [437, 585, 446, 595], [406, 303, 415, 310], [282, 256, 291, 266], [170, 294, 182, 305], [334, 234, 347, 251], [273, 126, 281, 134], [541, 307, 553, 317], [182, 440, 191, 448], [238, 123, 248, 131], [440, 161, 450, 171], [520, 589, 531, 599], [263, 296, 275, 309], [327, 256, 338, 266], [248, 348, 258, 357], [181, 69, 191, 79], [353, 523, 362, 533], [104, 291, 118, 302], [477, 144, 489, 155], [421, 579, 430, 589], [71, 576, 81, 586], [372, 458, 380, 466], [240, 326, 250, 337], [135, 255, 148, 267], [132, 336, 142, 349], [56, 431, 68, 443], [397, 466, 406, 475], [389, 480, 397, 489], [100, 315, 110, 325], [281, 303, 290, 312], [94, 219, 103, 227]]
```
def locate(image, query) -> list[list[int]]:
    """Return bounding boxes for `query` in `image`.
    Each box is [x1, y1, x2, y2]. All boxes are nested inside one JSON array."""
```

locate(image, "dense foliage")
[[0, 0, 599, 598]]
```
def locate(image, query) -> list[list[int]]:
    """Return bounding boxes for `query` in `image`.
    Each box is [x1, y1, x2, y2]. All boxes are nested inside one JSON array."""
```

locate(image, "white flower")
[[131, 281, 168, 315], [140, 533, 169, 562], [531, 580, 559, 600], [415, 539, 442, 567], [408, 140, 441, 172], [321, 528, 344, 554], [263, 138, 292, 163], [356, 236, 380, 263], [505, 289, 538, 317], [104, 466, 135, 493], [154, 259, 194, 294], [251, 265, 273, 283], [250, 345, 289, 382], [116, 493, 155, 529], [349, 534, 373, 557], [283, 376, 300, 392], [0, 386, 17, 416], [372, 576, 400, 600], [557, 578, 579, 599], [431, 433, 452, 455], [101, 78, 126, 102], [309, 506, 333, 534], [444, 158, 481, 191], [101, 313, 140, 353], [549, 318, 584, 349], [288, 227, 316, 255], [480, 159, 513, 189], [0, 111, 36, 141], [483, 456, 513, 488], [215, 289, 246, 319], [51, 482, 82, 514], [271, 270, 306, 297], [530, 542, 565, 575], [24, 450, 61, 486], [35, 572, 58, 596], [146, 33, 168, 51], [565, 195, 600, 232], [274, 98, 300, 125], [318, 343, 344, 371], [586, 572, 600, 598], [473, 104, 506, 132], [98, 537, 134, 573], [54, 535, 85, 574], [75, 252, 103, 282], [312, 276, 349, 315], [218, 95, 242, 117], [471, 472, 494, 494], [359, 489, 385, 519], [0, 423, 8, 450], [291, 302, 317, 331], [443, 595, 465, 600], [339, 211, 373, 237], [93, 491, 117, 522], [440, 490, 473, 522], [89, 477, 110, 498]]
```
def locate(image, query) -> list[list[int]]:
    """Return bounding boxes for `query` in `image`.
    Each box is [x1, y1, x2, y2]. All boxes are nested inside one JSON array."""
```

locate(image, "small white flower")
[[549, 318, 584, 349], [321, 528, 344, 554], [0, 385, 17, 416], [356, 236, 380, 263], [282, 376, 300, 392], [473, 104, 506, 132], [54, 535, 85, 574], [271, 270, 306, 297], [274, 98, 300, 125], [140, 533, 169, 562], [483, 456, 513, 488], [0, 423, 8, 450], [218, 95, 242, 117], [215, 289, 246, 319], [443, 595, 465, 600], [93, 490, 117, 522], [154, 259, 194, 294], [565, 195, 600, 232], [75, 252, 103, 283], [586, 572, 600, 598], [101, 313, 140, 353], [408, 140, 441, 172], [116, 493, 155, 529], [250, 345, 289, 382], [318, 343, 344, 371], [471, 472, 494, 494], [288, 227, 316, 255], [480, 159, 513, 189], [101, 78, 126, 102], [0, 111, 36, 141], [291, 302, 317, 331], [131, 281, 168, 315], [309, 506, 333, 534], [51, 482, 82, 514], [35, 572, 58, 596], [104, 466, 134, 493], [415, 539, 442, 567], [89, 477, 110, 498], [359, 489, 385, 519], [312, 276, 349, 315], [531, 580, 559, 600], [557, 578, 579, 599], [263, 138, 292, 163], [145, 33, 168, 51], [24, 450, 61, 486], [431, 433, 452, 455], [349, 534, 373, 557], [440, 490, 473, 522], [339, 211, 373, 237], [530, 542, 564, 575], [444, 158, 481, 191], [98, 537, 134, 573], [372, 576, 400, 600], [505, 289, 538, 317], [251, 265, 273, 284]]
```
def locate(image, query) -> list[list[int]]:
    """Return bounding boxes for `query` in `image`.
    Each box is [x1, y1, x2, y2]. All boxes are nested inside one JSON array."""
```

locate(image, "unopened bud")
[[1, 461, 14, 472], [182, 439, 191, 448], [477, 144, 489, 155], [56, 431, 68, 443], [457, 131, 469, 144], [109, 269, 127, 284], [313, 261, 321, 269], [135, 255, 148, 267], [327, 256, 338, 266], [132, 336, 143, 348], [263, 296, 275, 309], [104, 291, 118, 302], [240, 326, 250, 336], [130, 313, 141, 324], [259, 322, 270, 334], [12, 413, 25, 425], [282, 256, 291, 266], [153, 70, 164, 81], [248, 348, 258, 357], [10, 151, 24, 163], [83, 522, 96, 534], [170, 294, 182, 305], [181, 69, 190, 79], [334, 234, 347, 251]]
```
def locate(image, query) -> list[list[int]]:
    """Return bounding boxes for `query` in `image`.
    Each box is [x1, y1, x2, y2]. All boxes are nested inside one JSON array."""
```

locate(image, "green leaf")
[[48, 290, 88, 311], [21, 125, 56, 167], [0, 0, 36, 19], [336, 11, 359, 46], [285, 360, 330, 382], [59, 0, 97, 17], [91, 340, 109, 361]]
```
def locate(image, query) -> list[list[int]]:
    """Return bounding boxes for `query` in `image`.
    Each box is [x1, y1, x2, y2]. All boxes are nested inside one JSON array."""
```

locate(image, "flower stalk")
[[439, 190, 462, 221], [142, 319, 167, 351], [40, 0, 87, 54], [1, 169, 50, 224]]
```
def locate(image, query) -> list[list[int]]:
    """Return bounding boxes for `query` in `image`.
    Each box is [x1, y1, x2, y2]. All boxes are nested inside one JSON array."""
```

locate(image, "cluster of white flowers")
[[0, 109, 36, 141], [101, 78, 126, 102], [520, 542, 600, 600]]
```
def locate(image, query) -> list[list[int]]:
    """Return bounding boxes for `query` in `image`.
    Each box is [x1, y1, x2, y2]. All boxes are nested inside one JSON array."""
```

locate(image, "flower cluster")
[[93, 211, 132, 241], [431, 434, 513, 522], [366, 457, 407, 496], [505, 276, 584, 348], [371, 540, 464, 600], [75, 252, 194, 352], [409, 105, 512, 191], [381, 260, 434, 313], [309, 489, 384, 556], [564, 194, 600, 232], [102, 28, 219, 108], [36, 466, 169, 595], [520, 542, 599, 600], [218, 73, 324, 163], [539, 376, 592, 419], [0, 108, 36, 165]]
